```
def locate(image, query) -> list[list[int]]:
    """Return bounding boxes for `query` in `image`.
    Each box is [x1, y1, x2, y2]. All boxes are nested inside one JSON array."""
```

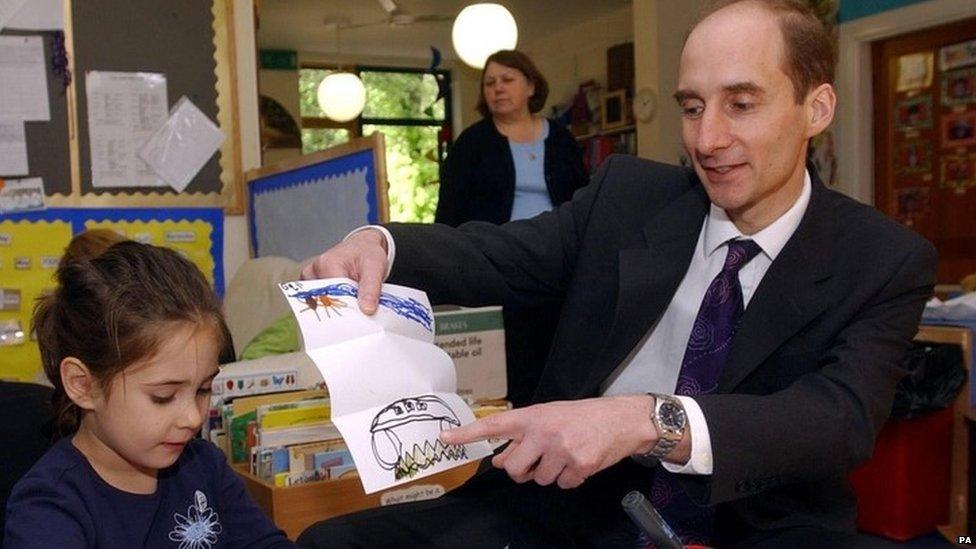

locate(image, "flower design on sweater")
[[168, 490, 223, 549]]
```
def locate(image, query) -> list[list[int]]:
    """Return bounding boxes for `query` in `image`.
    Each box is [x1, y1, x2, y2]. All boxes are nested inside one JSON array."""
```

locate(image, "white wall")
[[521, 5, 634, 117], [632, 0, 707, 162]]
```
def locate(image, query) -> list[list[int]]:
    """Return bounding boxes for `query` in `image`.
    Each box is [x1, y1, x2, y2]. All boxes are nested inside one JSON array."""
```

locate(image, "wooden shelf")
[[915, 325, 973, 543], [574, 125, 636, 141]]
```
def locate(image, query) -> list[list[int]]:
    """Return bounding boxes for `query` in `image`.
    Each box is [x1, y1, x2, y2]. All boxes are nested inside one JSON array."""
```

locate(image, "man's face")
[[677, 3, 821, 230]]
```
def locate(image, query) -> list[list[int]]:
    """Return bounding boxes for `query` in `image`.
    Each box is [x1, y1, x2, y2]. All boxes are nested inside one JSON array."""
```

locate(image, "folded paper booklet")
[[279, 278, 492, 493]]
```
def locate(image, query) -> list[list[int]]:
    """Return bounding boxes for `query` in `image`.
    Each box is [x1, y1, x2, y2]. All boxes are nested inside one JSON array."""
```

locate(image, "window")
[[299, 65, 452, 223]]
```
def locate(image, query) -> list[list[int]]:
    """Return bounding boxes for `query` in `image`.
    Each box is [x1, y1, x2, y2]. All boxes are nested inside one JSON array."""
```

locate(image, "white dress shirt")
[[601, 171, 811, 474], [355, 171, 812, 476]]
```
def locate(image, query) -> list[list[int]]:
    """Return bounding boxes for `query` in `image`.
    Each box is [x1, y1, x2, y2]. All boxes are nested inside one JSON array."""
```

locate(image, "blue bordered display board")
[[0, 207, 225, 295], [247, 134, 389, 262]]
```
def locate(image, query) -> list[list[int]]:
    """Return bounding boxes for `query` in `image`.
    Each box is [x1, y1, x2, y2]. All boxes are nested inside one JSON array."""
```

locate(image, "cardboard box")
[[433, 305, 507, 402]]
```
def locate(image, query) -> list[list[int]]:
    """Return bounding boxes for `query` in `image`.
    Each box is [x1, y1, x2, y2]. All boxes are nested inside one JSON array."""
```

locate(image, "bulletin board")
[[0, 207, 224, 383], [0, 30, 71, 195], [873, 18, 976, 283], [1, 0, 243, 212], [246, 134, 389, 262]]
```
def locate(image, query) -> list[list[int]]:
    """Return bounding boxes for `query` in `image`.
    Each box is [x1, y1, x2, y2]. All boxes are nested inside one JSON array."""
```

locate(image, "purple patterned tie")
[[639, 239, 763, 548]]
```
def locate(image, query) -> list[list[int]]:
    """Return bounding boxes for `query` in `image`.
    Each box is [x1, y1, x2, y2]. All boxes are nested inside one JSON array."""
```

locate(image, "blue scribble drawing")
[[168, 490, 222, 549], [288, 282, 433, 331]]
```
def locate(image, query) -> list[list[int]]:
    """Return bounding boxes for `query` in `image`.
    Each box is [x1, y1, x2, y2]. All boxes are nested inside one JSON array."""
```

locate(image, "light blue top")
[[508, 119, 553, 221]]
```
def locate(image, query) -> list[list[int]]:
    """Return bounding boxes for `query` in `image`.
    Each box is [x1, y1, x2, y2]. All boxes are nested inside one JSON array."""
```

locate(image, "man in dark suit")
[[298, 0, 936, 546]]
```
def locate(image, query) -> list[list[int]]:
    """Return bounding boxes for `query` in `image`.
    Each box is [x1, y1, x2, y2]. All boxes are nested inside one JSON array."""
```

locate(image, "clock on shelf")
[[633, 87, 657, 123]]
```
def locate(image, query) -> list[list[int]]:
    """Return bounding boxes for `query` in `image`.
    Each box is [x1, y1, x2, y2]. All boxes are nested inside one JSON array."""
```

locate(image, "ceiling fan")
[[335, 0, 454, 30]]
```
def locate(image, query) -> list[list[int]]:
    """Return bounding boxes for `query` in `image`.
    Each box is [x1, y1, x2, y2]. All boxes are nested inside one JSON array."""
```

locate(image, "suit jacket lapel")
[[718, 177, 836, 392], [580, 184, 710, 396]]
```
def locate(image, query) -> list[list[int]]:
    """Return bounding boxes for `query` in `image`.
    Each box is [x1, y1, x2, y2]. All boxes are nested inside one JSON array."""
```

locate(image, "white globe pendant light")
[[316, 72, 366, 122], [451, 3, 518, 69]]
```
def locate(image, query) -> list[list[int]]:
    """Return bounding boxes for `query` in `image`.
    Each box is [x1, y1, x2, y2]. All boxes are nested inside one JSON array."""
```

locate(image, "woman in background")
[[435, 50, 588, 406], [435, 49, 587, 225]]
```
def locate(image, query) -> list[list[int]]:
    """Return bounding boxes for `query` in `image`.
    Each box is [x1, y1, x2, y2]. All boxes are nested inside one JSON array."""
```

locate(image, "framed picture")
[[895, 187, 931, 226], [941, 68, 976, 107], [896, 140, 932, 175], [939, 39, 976, 72], [600, 90, 627, 131], [941, 111, 976, 148], [894, 95, 933, 131], [940, 155, 974, 190], [895, 52, 933, 92]]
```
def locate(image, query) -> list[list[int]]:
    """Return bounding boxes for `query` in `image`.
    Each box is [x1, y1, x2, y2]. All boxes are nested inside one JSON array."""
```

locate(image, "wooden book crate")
[[236, 462, 479, 540]]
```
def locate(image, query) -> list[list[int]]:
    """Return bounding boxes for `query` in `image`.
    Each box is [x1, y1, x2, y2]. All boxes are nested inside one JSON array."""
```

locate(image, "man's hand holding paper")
[[300, 229, 389, 314]]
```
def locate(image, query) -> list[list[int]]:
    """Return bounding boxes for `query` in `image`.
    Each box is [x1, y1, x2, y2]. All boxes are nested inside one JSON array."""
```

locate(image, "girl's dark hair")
[[32, 242, 234, 437], [476, 49, 550, 118]]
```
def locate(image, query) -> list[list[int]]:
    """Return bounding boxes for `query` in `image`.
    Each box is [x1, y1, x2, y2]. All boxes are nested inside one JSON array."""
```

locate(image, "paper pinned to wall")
[[3, 0, 63, 31], [86, 71, 168, 188], [0, 0, 29, 32], [138, 96, 225, 193], [0, 120, 28, 175], [0, 35, 50, 121], [896, 52, 934, 93], [279, 278, 492, 494], [0, 176, 44, 214]]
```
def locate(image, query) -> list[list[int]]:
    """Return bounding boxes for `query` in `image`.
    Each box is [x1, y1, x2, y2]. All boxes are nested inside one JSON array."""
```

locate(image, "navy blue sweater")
[[4, 438, 293, 548]]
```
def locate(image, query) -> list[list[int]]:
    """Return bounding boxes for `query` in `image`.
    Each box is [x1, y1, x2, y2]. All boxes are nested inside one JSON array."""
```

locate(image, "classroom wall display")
[[0, 207, 224, 382], [939, 154, 974, 192], [0, 30, 71, 192], [941, 68, 976, 107], [247, 134, 389, 262], [895, 51, 934, 92], [941, 111, 976, 148], [896, 140, 933, 174], [895, 186, 931, 226], [894, 94, 933, 131], [1, 0, 244, 212]]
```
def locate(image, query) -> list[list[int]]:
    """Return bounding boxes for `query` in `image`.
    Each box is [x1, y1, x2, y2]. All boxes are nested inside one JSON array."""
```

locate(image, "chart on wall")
[[874, 18, 976, 283], [0, 207, 223, 382]]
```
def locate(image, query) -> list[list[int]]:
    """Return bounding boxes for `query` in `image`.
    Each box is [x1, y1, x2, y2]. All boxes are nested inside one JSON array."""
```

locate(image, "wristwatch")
[[633, 394, 687, 463]]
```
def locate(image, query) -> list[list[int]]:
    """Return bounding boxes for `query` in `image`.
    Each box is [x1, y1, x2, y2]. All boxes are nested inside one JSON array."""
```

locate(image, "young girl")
[[4, 242, 294, 548]]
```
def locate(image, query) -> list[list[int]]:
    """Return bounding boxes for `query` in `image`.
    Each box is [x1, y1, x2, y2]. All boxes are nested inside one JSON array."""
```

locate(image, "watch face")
[[658, 401, 686, 430]]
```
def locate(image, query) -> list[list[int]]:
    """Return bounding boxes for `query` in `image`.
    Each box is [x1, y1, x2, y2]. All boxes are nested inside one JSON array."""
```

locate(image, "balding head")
[[689, 0, 834, 104]]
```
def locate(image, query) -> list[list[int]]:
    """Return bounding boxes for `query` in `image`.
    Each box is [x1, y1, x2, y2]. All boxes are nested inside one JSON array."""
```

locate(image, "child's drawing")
[[286, 282, 433, 331], [280, 278, 492, 493], [370, 395, 468, 480], [300, 293, 348, 320]]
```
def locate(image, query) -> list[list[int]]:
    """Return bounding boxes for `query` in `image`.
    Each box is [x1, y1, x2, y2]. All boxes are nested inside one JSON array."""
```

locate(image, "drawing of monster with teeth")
[[370, 395, 469, 480]]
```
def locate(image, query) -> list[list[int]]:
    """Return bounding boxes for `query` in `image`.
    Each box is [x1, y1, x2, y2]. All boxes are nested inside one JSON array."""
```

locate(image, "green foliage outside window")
[[298, 68, 445, 223]]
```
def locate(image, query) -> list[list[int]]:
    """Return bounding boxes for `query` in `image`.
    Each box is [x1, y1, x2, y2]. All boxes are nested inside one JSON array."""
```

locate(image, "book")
[[258, 421, 342, 448], [256, 398, 330, 430]]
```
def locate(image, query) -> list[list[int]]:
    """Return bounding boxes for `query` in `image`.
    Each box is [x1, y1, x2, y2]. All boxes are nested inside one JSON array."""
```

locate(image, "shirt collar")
[[702, 170, 812, 261]]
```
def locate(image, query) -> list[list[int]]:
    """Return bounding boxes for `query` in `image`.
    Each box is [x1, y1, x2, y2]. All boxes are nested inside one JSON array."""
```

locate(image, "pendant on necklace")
[[528, 153, 536, 161]]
